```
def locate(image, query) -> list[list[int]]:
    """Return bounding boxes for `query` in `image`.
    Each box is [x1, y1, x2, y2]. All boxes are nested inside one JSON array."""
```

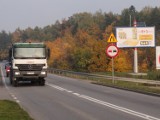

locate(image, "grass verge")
[[58, 73, 160, 96], [0, 100, 33, 120], [92, 79, 160, 96]]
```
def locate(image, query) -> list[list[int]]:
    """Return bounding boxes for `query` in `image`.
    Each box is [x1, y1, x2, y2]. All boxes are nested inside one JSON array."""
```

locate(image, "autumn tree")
[[0, 6, 160, 72], [88, 40, 107, 72], [0, 31, 11, 59], [46, 38, 70, 69]]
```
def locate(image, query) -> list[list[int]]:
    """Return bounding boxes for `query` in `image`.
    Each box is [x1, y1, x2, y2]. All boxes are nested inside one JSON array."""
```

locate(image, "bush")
[[147, 70, 160, 80]]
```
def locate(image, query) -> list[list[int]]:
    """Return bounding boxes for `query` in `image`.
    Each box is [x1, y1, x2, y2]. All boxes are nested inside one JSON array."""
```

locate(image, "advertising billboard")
[[116, 27, 155, 48]]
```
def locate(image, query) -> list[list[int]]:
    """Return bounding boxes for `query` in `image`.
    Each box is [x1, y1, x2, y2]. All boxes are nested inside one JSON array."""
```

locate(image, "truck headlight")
[[41, 71, 46, 75], [15, 72, 20, 75]]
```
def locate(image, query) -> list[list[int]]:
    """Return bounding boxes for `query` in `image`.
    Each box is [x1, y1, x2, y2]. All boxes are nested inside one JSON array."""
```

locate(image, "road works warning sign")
[[107, 33, 117, 43]]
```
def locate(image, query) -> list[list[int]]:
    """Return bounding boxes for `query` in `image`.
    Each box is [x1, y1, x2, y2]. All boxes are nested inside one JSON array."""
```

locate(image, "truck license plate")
[[27, 72, 34, 75]]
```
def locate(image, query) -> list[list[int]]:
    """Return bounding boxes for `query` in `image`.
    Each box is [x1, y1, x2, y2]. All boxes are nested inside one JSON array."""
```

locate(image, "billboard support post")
[[133, 19, 138, 73], [134, 47, 138, 73]]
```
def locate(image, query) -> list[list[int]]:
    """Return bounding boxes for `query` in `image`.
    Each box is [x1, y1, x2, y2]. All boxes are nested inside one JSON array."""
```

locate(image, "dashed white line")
[[1, 66, 20, 103], [47, 82, 160, 120], [73, 93, 80, 96], [66, 90, 73, 93]]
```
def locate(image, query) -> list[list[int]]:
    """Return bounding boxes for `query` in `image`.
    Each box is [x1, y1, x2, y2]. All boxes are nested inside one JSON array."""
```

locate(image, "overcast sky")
[[0, 0, 159, 32]]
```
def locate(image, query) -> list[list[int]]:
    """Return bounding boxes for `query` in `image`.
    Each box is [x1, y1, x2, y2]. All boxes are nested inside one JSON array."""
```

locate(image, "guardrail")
[[48, 68, 160, 86]]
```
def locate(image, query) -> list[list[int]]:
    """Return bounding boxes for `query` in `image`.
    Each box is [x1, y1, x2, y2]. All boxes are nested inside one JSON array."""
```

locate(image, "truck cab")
[[9, 43, 50, 86]]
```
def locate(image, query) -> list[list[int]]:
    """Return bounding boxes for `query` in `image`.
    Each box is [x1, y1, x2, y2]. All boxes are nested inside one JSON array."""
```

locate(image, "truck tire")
[[39, 78, 45, 86], [13, 80, 18, 87], [10, 75, 13, 85], [10, 71, 13, 85], [6, 72, 9, 77], [10, 79, 13, 85]]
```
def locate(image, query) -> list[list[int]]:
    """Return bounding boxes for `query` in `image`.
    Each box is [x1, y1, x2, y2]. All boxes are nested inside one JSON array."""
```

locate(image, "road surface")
[[0, 63, 160, 120]]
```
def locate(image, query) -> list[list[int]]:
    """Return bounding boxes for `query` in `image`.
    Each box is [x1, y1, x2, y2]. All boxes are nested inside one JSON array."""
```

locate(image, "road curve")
[[0, 63, 160, 120]]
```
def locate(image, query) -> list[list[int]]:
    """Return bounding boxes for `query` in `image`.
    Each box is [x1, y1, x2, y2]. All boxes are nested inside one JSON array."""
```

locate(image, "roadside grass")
[[91, 78, 160, 95], [57, 72, 160, 95], [93, 72, 148, 79], [96, 71, 160, 80], [0, 100, 33, 120]]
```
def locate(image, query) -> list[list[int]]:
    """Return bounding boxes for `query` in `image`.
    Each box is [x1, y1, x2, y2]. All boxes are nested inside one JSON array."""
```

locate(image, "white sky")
[[0, 0, 159, 32]]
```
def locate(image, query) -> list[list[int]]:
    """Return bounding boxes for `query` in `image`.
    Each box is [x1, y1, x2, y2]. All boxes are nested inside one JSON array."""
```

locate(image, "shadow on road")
[[13, 81, 45, 87]]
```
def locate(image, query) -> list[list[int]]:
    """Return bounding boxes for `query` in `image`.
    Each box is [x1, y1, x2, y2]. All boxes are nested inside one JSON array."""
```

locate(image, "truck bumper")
[[12, 69, 47, 79]]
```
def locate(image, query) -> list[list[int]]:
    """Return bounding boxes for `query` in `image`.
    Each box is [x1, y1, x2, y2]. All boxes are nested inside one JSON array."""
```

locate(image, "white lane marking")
[[11, 93, 20, 103], [1, 66, 20, 103], [46, 83, 66, 91], [66, 90, 73, 93], [79, 95, 159, 120], [73, 93, 80, 96], [46, 82, 73, 93], [47, 83, 160, 120]]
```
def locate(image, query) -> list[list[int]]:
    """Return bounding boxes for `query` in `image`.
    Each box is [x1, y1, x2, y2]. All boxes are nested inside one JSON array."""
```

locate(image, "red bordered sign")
[[106, 44, 119, 58]]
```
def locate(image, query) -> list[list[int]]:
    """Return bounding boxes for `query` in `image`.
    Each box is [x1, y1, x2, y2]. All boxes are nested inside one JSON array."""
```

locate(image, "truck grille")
[[15, 64, 45, 71]]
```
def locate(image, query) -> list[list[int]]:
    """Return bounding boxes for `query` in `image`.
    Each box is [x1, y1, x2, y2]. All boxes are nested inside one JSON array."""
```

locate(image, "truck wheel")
[[39, 78, 45, 86], [10, 79, 13, 85], [13, 80, 18, 87], [10, 76, 13, 85], [6, 73, 9, 77]]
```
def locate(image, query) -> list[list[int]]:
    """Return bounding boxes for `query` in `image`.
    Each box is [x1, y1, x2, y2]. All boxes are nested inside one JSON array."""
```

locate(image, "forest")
[[0, 6, 160, 72]]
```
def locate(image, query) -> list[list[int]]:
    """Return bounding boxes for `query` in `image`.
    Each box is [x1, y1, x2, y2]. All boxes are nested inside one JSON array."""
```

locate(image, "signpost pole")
[[112, 57, 115, 84], [106, 33, 118, 84]]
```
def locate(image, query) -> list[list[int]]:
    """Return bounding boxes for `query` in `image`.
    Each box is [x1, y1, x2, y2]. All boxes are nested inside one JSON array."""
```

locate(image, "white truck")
[[9, 42, 50, 86]]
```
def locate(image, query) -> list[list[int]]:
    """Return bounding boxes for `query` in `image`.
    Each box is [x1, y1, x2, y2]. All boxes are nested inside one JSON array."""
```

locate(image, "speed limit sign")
[[106, 44, 119, 58]]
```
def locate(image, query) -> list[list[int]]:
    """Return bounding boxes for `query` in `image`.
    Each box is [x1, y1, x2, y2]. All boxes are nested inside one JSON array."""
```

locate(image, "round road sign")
[[106, 44, 119, 58]]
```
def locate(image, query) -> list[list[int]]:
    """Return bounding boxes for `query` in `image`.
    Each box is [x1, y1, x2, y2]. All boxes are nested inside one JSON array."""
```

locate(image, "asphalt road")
[[0, 63, 160, 120]]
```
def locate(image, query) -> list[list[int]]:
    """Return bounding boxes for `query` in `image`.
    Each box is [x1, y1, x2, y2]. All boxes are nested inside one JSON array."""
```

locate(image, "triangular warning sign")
[[107, 33, 117, 43]]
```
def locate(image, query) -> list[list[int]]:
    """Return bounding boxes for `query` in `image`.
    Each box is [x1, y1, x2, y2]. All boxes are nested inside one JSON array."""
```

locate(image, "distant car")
[[5, 63, 10, 77]]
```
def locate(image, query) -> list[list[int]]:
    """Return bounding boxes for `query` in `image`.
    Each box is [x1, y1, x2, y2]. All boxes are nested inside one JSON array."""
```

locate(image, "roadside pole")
[[134, 48, 138, 73], [112, 57, 114, 83], [133, 18, 138, 73], [106, 33, 118, 84]]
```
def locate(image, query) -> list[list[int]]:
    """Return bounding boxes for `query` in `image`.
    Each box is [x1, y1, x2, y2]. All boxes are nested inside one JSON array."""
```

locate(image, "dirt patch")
[[150, 86, 160, 90]]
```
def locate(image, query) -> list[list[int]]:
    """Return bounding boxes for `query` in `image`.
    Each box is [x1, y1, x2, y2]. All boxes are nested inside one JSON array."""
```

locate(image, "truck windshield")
[[14, 48, 46, 59]]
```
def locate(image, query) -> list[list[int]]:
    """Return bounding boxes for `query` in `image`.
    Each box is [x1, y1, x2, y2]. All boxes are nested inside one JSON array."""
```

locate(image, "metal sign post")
[[106, 33, 118, 83], [106, 44, 119, 83], [112, 57, 115, 83]]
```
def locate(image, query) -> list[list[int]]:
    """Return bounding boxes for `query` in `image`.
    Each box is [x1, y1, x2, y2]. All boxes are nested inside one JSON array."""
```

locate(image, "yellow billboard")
[[116, 27, 155, 48]]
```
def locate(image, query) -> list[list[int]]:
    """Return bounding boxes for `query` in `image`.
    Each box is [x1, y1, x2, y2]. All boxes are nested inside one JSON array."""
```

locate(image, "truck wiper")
[[15, 57, 26, 59], [34, 57, 46, 59]]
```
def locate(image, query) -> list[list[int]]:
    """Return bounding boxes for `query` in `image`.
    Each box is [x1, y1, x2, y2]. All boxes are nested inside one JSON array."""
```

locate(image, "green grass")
[[92, 79, 160, 95], [57, 72, 160, 95], [0, 100, 34, 120], [93, 71, 148, 79], [95, 71, 160, 80]]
